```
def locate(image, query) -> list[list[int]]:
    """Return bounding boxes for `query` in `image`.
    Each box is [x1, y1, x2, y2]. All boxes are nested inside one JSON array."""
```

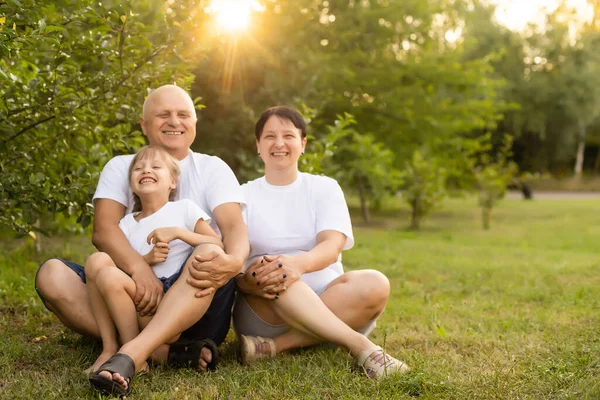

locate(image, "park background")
[[1, 0, 599, 398]]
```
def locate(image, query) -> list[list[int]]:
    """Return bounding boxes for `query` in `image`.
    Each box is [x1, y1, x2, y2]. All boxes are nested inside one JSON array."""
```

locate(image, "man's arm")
[[187, 202, 249, 296], [214, 202, 249, 276], [92, 198, 164, 316]]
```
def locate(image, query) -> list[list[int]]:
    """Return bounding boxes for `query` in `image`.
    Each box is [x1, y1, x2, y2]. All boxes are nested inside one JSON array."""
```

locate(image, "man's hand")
[[131, 264, 164, 316], [187, 252, 242, 297], [147, 227, 182, 245], [143, 242, 169, 265]]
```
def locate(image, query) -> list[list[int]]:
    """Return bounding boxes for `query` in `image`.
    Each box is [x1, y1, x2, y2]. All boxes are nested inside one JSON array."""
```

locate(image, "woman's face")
[[256, 115, 306, 171]]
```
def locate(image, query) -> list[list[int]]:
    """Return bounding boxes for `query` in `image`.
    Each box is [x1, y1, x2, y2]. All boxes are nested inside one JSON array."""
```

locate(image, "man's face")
[[140, 87, 197, 160]]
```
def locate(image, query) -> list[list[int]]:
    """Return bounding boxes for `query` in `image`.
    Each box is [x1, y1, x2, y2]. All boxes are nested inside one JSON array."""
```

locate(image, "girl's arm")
[[181, 219, 224, 249], [146, 219, 224, 249]]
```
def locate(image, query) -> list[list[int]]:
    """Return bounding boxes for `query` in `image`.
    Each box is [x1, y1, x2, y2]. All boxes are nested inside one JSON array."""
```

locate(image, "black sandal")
[[89, 353, 135, 396], [168, 338, 220, 371]]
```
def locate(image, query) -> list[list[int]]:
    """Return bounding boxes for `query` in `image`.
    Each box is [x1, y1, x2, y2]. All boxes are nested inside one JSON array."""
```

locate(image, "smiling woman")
[[207, 0, 264, 32]]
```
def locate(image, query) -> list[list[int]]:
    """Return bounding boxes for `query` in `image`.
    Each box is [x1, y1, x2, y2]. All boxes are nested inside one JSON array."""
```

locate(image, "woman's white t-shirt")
[[242, 173, 354, 295], [118, 200, 210, 278]]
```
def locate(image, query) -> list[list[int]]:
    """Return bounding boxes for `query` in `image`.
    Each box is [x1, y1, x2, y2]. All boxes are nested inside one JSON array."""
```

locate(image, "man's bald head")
[[142, 85, 197, 120]]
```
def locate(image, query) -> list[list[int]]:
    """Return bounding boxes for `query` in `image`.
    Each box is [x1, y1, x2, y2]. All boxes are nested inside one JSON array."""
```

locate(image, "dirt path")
[[506, 191, 600, 200]]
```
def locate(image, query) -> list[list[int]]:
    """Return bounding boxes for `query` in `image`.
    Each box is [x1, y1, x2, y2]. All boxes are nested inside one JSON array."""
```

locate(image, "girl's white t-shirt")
[[118, 200, 210, 278], [242, 173, 354, 295]]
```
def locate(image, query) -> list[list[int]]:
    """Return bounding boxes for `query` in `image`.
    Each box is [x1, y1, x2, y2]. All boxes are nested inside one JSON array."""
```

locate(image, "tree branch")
[[5, 115, 56, 143]]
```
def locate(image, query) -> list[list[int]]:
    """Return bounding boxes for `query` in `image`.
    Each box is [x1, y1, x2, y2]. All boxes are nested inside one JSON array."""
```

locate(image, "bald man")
[[35, 85, 249, 372]]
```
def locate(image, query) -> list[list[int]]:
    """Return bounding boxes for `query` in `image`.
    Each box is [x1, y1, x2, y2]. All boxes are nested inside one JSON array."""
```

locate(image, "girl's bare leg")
[[83, 253, 122, 373], [97, 244, 223, 389]]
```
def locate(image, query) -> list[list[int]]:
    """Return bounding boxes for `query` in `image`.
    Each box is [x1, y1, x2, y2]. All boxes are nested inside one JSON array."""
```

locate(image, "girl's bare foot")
[[96, 361, 149, 391], [83, 350, 117, 375]]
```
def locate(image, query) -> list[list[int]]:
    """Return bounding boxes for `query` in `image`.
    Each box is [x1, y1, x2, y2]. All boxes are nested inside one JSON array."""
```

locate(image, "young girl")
[[84, 145, 223, 382]]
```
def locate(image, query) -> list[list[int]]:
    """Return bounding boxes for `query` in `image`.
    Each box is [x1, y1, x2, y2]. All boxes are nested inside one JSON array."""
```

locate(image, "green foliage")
[[464, 1, 600, 173], [190, 0, 506, 173], [400, 150, 447, 230], [299, 113, 355, 175], [0, 0, 206, 234]]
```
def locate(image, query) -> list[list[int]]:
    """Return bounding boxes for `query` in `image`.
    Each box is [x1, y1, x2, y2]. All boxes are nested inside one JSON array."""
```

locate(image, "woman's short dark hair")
[[255, 106, 307, 140]]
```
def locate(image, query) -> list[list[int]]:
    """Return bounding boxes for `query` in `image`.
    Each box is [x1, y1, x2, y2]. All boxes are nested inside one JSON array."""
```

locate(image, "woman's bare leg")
[[244, 270, 390, 354]]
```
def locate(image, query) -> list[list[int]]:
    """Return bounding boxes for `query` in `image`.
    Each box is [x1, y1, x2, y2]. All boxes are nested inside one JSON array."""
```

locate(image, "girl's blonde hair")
[[128, 145, 181, 212]]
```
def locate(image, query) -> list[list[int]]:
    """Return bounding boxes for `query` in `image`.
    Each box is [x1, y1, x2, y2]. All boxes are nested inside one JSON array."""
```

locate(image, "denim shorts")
[[35, 257, 183, 304]]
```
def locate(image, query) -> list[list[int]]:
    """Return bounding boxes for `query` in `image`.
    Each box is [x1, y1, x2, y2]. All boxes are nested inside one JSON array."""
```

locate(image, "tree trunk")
[[574, 121, 586, 178], [356, 180, 370, 223], [482, 207, 491, 230], [574, 140, 585, 177], [410, 201, 420, 230]]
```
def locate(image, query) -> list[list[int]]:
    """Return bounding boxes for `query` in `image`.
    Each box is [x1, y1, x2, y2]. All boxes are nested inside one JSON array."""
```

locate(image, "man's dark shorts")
[[35, 258, 236, 346]]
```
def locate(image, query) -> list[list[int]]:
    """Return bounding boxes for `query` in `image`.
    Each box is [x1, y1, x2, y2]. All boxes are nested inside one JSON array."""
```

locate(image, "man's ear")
[[140, 117, 148, 137]]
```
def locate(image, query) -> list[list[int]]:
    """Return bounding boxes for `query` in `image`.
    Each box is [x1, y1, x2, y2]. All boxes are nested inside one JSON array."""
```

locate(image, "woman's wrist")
[[288, 255, 307, 275]]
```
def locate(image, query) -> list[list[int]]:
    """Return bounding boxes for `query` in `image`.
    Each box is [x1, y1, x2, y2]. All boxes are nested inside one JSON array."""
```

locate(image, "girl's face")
[[130, 153, 177, 199], [256, 116, 306, 171]]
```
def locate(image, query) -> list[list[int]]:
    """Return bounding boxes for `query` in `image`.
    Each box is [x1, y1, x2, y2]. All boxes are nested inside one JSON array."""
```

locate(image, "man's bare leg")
[[97, 244, 223, 390], [37, 258, 213, 372], [35, 259, 100, 337]]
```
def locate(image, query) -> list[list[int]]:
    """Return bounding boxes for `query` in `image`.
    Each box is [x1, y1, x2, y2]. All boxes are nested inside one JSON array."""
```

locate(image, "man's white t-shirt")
[[118, 200, 210, 278], [93, 150, 245, 234], [242, 172, 354, 295]]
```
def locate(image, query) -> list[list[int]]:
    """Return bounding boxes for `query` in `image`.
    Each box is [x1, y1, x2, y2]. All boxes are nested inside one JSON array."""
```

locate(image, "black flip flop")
[[89, 353, 135, 396], [168, 338, 220, 371]]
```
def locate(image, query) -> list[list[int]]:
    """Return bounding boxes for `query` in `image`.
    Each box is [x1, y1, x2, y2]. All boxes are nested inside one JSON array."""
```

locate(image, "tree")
[[401, 150, 447, 230], [1, 0, 207, 234], [190, 0, 506, 176], [464, 0, 600, 174], [474, 135, 517, 229]]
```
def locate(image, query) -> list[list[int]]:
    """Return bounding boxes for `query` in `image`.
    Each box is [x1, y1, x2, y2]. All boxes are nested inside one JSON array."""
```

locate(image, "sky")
[[491, 0, 594, 31]]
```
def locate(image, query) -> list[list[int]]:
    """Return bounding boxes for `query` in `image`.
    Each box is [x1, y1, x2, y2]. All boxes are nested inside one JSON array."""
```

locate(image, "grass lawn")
[[1, 197, 599, 399]]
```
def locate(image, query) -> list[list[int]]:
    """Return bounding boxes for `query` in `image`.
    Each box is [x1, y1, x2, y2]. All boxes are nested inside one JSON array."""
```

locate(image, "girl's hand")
[[143, 242, 169, 265], [147, 227, 182, 245], [254, 255, 302, 296]]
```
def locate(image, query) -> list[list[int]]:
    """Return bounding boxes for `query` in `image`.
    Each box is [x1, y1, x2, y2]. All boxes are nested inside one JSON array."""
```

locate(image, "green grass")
[[1, 197, 599, 399]]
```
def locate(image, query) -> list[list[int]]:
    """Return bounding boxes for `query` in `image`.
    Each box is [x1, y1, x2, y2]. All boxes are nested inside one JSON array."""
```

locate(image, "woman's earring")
[[258, 152, 261, 155]]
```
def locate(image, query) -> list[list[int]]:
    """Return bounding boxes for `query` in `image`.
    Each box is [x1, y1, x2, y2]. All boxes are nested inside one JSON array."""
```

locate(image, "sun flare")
[[491, 0, 594, 31], [208, 0, 263, 33]]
